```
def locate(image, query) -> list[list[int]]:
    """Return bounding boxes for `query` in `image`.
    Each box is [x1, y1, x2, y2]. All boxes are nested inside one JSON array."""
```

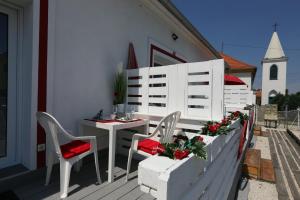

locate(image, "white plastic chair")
[[126, 111, 181, 181], [36, 112, 101, 199]]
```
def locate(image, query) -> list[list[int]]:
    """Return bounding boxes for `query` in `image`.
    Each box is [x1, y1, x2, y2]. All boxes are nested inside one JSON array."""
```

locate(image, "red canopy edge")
[[224, 74, 246, 85]]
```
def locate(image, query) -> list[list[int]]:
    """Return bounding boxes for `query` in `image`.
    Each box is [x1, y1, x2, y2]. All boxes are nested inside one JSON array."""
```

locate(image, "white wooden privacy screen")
[[126, 60, 224, 121], [224, 85, 254, 108]]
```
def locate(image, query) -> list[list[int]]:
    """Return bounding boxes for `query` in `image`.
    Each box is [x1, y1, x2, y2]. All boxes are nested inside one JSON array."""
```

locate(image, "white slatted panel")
[[148, 66, 169, 115], [224, 85, 252, 108], [126, 60, 224, 121], [185, 63, 212, 120], [126, 68, 149, 113]]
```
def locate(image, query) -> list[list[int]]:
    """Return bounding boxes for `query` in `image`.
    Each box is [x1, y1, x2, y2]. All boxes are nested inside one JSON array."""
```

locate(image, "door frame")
[[0, 3, 22, 169]]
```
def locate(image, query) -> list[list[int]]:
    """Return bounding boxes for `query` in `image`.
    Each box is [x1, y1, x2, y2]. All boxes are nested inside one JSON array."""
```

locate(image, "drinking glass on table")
[[126, 105, 136, 120], [111, 105, 117, 119]]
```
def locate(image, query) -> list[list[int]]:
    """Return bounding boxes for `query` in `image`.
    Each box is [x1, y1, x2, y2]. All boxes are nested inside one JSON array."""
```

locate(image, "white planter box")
[[139, 154, 206, 199], [138, 156, 177, 191], [138, 118, 246, 200]]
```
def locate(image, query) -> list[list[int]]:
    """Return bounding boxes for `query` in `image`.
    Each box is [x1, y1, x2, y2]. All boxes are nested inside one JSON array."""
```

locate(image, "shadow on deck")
[[0, 150, 155, 200]]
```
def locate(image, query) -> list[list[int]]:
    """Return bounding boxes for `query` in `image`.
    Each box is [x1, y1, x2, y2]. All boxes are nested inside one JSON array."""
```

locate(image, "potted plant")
[[114, 64, 127, 113]]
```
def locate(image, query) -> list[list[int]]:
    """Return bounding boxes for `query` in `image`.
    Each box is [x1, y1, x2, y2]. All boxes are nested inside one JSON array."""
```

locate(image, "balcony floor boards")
[[1, 150, 155, 200]]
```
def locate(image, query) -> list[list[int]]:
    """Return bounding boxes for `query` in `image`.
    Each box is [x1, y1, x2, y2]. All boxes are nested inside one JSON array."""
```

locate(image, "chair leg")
[[45, 153, 54, 186], [93, 150, 102, 184], [60, 160, 72, 199], [126, 148, 134, 182]]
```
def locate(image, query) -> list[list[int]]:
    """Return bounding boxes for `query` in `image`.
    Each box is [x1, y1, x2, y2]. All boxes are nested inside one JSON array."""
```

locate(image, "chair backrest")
[[152, 111, 181, 143], [36, 112, 66, 156]]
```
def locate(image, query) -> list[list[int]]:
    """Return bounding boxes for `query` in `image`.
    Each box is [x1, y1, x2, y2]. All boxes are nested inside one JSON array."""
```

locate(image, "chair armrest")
[[131, 133, 150, 151], [61, 129, 97, 142], [74, 136, 97, 141], [132, 133, 149, 140]]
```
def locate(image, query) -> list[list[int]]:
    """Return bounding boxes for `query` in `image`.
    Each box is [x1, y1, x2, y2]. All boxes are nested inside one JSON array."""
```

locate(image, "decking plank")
[[279, 131, 300, 165], [81, 171, 137, 200], [268, 130, 289, 200], [22, 164, 107, 200], [99, 179, 139, 200], [118, 186, 145, 200], [277, 131, 300, 170], [271, 130, 300, 200], [137, 193, 156, 200], [3, 151, 153, 200]]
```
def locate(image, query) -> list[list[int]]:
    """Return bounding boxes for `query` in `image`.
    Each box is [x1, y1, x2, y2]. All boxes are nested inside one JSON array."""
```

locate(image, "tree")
[[270, 92, 300, 111]]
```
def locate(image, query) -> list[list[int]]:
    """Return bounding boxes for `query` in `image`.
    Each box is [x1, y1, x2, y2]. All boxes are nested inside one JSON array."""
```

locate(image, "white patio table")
[[78, 118, 149, 183]]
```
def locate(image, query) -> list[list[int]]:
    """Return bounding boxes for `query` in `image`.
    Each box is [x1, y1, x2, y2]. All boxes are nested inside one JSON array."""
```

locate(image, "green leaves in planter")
[[158, 135, 207, 160], [114, 72, 127, 104]]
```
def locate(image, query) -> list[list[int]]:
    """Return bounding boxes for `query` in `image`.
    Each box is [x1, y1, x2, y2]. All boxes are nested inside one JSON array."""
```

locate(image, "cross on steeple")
[[273, 23, 279, 32]]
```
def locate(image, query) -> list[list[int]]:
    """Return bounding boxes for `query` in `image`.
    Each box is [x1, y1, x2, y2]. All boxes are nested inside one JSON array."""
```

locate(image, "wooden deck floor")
[[267, 129, 300, 200], [1, 151, 155, 200]]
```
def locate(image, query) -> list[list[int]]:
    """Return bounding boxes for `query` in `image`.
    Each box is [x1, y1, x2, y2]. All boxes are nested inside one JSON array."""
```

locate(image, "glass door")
[[0, 5, 18, 169]]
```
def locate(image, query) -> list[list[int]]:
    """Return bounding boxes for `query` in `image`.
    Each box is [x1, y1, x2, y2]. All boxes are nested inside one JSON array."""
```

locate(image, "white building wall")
[[47, 0, 217, 133], [261, 60, 287, 105]]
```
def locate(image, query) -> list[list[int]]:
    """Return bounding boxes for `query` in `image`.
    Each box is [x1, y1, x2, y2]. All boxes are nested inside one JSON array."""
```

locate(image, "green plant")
[[270, 92, 300, 110], [158, 135, 207, 160], [201, 121, 234, 136], [200, 111, 247, 136], [114, 72, 127, 105]]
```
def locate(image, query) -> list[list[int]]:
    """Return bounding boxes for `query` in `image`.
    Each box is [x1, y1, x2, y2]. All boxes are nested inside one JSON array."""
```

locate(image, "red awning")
[[127, 42, 138, 69], [224, 74, 246, 85]]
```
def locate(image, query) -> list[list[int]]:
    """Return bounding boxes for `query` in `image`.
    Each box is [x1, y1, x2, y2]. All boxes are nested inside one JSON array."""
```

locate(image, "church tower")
[[261, 30, 288, 105]]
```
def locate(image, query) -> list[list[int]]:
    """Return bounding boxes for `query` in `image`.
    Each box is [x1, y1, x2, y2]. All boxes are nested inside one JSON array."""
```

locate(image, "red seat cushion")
[[60, 140, 91, 159], [137, 139, 160, 155]]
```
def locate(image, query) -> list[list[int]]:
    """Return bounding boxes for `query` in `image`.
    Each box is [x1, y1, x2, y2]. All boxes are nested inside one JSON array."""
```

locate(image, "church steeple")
[[261, 29, 287, 105], [264, 31, 286, 59]]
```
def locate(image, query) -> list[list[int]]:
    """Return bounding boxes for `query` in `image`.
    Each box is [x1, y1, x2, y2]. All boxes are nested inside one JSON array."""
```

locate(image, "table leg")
[[108, 128, 116, 183]]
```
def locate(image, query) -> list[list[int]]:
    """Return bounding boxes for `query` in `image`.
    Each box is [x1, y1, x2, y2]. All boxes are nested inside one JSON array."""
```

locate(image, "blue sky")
[[172, 0, 300, 93]]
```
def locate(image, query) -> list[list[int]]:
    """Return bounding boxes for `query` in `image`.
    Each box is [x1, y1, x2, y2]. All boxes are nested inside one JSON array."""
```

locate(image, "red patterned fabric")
[[138, 139, 160, 155], [60, 140, 91, 159]]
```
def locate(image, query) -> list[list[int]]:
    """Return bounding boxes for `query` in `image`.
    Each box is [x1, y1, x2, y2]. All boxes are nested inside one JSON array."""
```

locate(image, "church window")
[[270, 65, 278, 80]]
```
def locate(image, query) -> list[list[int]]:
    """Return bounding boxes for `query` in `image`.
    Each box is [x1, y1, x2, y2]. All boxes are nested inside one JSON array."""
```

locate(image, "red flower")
[[233, 111, 240, 117], [208, 125, 218, 133], [195, 136, 204, 142], [174, 149, 190, 160], [222, 118, 229, 126], [221, 119, 226, 125], [114, 92, 118, 97], [156, 144, 166, 154]]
